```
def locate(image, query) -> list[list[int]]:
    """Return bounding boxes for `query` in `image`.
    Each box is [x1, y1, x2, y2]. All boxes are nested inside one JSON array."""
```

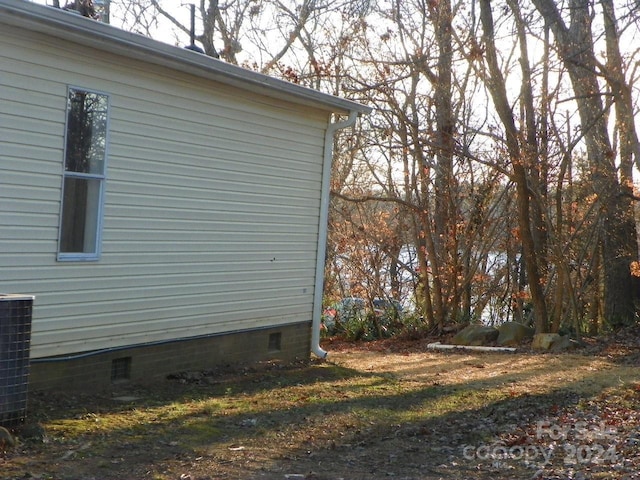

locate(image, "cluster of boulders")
[[451, 322, 578, 352]]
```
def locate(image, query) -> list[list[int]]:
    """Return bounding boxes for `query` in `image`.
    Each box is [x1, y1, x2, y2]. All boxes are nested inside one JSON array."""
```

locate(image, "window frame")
[[57, 86, 110, 262]]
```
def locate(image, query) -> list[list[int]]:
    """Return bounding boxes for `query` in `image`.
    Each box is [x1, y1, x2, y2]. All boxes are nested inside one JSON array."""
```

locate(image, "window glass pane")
[[59, 177, 101, 254], [65, 89, 108, 174]]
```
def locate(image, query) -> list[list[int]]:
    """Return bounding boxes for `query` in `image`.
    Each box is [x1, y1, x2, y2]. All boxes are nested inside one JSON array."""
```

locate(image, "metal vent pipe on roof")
[[184, 4, 205, 54]]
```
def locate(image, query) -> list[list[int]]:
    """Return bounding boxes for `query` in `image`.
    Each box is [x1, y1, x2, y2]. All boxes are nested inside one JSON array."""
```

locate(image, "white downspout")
[[311, 110, 359, 359]]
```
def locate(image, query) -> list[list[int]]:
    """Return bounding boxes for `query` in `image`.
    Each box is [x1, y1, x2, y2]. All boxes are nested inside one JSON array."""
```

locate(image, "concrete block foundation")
[[29, 322, 312, 392]]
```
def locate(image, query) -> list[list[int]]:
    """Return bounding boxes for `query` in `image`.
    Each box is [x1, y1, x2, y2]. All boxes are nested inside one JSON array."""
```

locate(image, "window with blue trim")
[[58, 87, 109, 261]]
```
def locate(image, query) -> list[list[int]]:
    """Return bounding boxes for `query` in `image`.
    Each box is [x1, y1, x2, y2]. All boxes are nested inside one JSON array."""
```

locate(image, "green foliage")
[[337, 312, 379, 341], [327, 309, 426, 342], [396, 313, 431, 340]]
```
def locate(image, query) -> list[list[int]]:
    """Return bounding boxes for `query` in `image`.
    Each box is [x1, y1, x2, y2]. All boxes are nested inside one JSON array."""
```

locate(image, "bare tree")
[[531, 0, 640, 326], [111, 0, 640, 333], [477, 0, 549, 333]]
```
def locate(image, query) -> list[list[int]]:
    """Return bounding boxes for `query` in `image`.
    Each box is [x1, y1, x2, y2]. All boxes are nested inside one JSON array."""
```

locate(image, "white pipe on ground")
[[426, 342, 517, 353]]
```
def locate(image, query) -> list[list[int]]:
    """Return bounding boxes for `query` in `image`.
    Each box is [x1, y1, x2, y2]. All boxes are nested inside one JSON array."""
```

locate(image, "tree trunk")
[[479, 0, 549, 333], [600, 0, 640, 323], [430, 0, 458, 325], [531, 0, 639, 325]]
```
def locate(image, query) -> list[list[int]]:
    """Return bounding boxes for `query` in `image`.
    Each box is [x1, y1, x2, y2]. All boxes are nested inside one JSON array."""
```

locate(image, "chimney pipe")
[[190, 4, 196, 47], [184, 4, 205, 53]]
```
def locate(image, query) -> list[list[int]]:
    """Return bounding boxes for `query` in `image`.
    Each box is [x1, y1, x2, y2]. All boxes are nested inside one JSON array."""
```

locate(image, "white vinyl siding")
[[0, 24, 329, 358]]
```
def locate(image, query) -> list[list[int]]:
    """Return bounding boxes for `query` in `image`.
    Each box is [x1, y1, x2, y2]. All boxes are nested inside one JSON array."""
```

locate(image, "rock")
[[530, 333, 579, 351], [0, 426, 16, 449], [531, 333, 561, 350], [497, 322, 535, 346], [549, 335, 579, 352], [452, 324, 499, 346]]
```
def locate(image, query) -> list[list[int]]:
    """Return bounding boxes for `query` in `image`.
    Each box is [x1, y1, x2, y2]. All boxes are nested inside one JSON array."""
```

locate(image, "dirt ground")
[[1, 333, 639, 480]]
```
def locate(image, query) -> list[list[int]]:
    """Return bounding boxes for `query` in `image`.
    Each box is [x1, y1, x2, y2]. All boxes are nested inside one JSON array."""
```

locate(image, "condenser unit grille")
[[0, 294, 34, 427]]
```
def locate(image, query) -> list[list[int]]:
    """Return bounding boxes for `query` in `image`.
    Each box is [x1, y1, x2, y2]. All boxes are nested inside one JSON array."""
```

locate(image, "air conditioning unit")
[[0, 294, 34, 427]]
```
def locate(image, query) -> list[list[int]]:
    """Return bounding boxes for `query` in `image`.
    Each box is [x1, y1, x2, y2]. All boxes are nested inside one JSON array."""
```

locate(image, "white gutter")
[[311, 110, 359, 359]]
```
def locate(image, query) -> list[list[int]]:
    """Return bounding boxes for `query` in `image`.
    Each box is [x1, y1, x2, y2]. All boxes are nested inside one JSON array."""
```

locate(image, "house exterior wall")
[[0, 23, 328, 361]]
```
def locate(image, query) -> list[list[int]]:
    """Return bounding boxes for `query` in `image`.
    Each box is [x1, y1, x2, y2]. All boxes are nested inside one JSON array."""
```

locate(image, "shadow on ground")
[[2, 347, 639, 480]]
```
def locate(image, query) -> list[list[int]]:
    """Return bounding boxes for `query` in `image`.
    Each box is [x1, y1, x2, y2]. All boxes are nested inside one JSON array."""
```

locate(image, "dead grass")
[[1, 337, 639, 480]]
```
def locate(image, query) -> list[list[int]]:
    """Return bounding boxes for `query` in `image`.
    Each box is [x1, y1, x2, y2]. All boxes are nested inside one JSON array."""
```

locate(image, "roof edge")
[[0, 0, 371, 115]]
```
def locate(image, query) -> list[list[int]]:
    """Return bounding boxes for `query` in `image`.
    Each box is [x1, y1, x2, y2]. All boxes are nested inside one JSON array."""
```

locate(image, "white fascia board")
[[0, 0, 371, 116]]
